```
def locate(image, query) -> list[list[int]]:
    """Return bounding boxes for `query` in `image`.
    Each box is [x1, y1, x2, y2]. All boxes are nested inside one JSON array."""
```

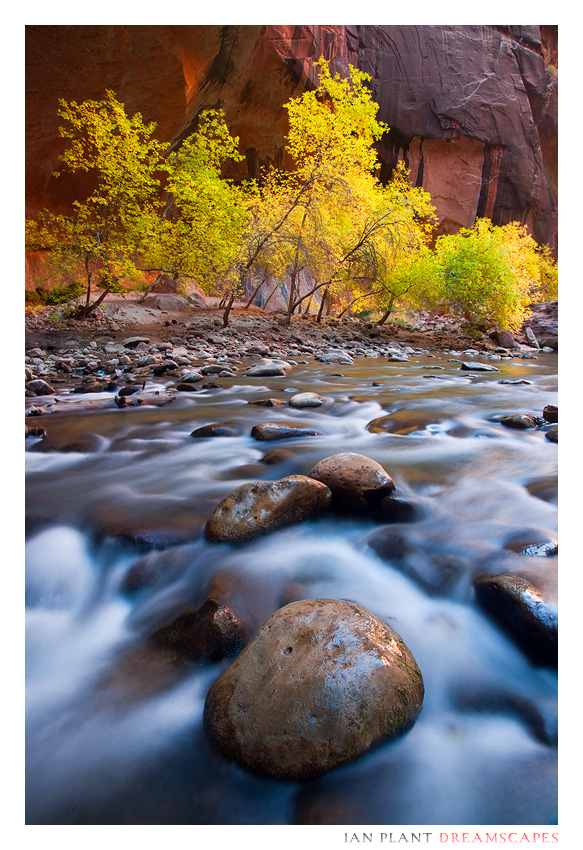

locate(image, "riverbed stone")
[[251, 423, 320, 441], [123, 336, 150, 348], [545, 426, 558, 443], [308, 452, 395, 513], [191, 423, 239, 438], [247, 398, 286, 407], [473, 573, 558, 667], [205, 475, 332, 543], [499, 414, 538, 430], [460, 362, 500, 372], [203, 598, 424, 780], [376, 495, 420, 523], [152, 578, 248, 661], [25, 379, 55, 396], [367, 411, 441, 435], [542, 405, 558, 423], [260, 448, 296, 465], [315, 349, 354, 365], [245, 363, 287, 377], [503, 530, 558, 557], [29, 431, 105, 454], [289, 392, 325, 408]]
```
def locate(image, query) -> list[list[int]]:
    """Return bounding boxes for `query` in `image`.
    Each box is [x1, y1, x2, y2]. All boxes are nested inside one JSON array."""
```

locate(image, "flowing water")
[[25, 351, 558, 825]]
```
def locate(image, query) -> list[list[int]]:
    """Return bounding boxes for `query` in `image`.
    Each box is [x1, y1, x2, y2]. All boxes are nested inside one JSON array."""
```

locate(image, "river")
[[25, 349, 558, 825]]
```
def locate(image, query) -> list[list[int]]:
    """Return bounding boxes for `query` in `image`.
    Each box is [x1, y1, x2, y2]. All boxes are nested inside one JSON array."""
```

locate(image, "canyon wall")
[[25, 24, 557, 250]]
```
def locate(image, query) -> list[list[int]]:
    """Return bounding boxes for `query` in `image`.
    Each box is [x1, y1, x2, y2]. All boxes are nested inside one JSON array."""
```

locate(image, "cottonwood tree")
[[219, 58, 392, 326], [234, 59, 437, 325], [26, 91, 168, 318], [432, 218, 558, 332], [26, 95, 246, 318], [139, 109, 245, 301]]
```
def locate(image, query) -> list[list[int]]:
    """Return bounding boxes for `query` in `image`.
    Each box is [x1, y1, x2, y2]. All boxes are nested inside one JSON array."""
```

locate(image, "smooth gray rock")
[[289, 392, 325, 408]]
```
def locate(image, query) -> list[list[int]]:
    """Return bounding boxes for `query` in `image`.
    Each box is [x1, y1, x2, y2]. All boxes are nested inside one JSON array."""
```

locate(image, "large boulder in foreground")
[[204, 598, 424, 780], [308, 452, 395, 513], [205, 475, 331, 543]]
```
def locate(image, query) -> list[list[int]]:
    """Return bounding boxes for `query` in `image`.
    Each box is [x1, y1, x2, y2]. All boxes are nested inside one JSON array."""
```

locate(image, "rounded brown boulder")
[[203, 598, 424, 781], [308, 452, 395, 512], [205, 475, 331, 543]]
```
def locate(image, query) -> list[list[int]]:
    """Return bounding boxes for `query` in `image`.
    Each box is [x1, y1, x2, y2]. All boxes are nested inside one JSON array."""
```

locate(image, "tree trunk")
[[244, 276, 266, 309], [138, 272, 165, 304], [377, 303, 394, 325], [316, 286, 330, 323], [71, 282, 112, 320], [222, 291, 235, 327], [262, 283, 279, 310], [284, 271, 297, 325]]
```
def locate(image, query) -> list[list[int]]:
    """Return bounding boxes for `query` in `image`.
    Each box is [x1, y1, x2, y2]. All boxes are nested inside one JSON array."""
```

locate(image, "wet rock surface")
[[499, 414, 539, 430], [460, 361, 500, 372], [308, 453, 395, 513], [205, 475, 332, 543], [191, 423, 239, 438], [203, 598, 424, 780], [289, 392, 325, 408], [473, 573, 558, 667], [150, 570, 289, 662], [545, 426, 558, 443], [251, 423, 320, 441], [367, 410, 441, 435]]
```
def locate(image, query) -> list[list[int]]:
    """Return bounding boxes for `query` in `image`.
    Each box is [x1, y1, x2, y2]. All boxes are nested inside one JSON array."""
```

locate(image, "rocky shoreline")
[[25, 298, 558, 404]]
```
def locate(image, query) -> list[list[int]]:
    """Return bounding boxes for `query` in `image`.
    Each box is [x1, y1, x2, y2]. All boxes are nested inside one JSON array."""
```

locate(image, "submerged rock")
[[205, 475, 331, 543], [368, 528, 467, 596], [260, 448, 296, 465], [153, 587, 246, 661], [308, 452, 395, 513], [503, 530, 558, 557], [191, 423, 239, 438], [247, 398, 286, 407], [473, 573, 558, 667], [151, 570, 285, 662], [29, 431, 105, 454], [376, 495, 419, 523], [367, 411, 440, 435], [203, 598, 424, 780]]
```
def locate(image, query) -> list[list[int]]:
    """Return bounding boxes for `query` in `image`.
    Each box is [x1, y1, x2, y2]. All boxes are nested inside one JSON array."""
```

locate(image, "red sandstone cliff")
[[25, 24, 557, 250]]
